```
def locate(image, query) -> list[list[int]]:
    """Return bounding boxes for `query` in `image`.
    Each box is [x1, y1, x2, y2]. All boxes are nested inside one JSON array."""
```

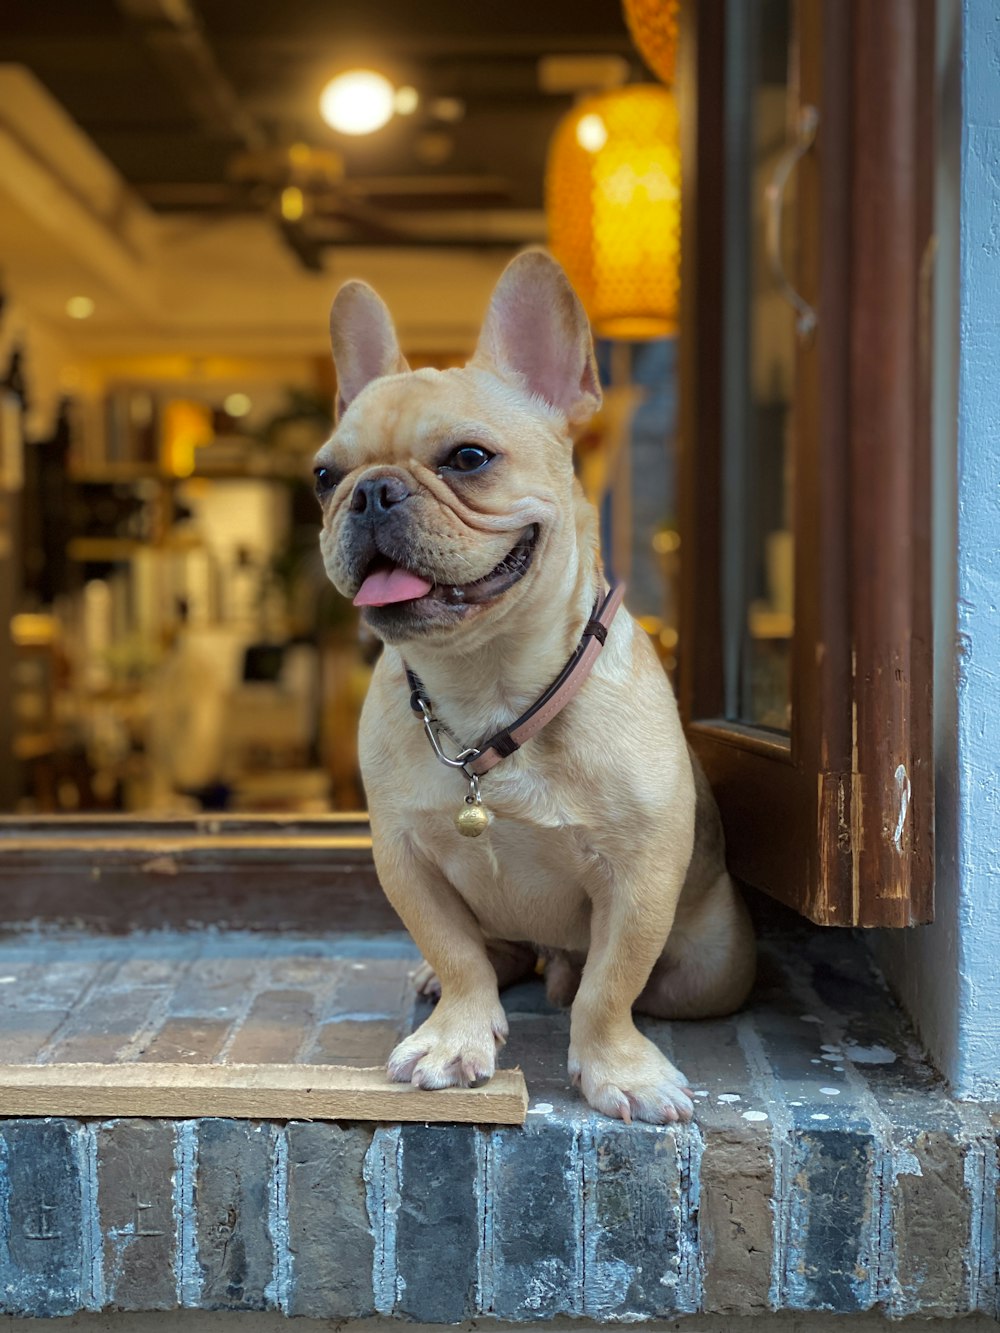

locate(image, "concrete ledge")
[[0, 930, 996, 1321]]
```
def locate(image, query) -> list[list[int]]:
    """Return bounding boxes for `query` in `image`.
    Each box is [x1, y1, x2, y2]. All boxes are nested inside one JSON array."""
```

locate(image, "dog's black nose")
[[350, 473, 411, 515]]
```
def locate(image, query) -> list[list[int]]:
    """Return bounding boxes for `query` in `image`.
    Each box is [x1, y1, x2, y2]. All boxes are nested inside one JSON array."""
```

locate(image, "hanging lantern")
[[622, 0, 681, 86], [546, 84, 680, 340]]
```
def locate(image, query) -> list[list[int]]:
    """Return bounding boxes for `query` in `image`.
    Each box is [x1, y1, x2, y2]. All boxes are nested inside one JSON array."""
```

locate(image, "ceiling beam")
[[0, 68, 158, 317], [115, 0, 267, 151]]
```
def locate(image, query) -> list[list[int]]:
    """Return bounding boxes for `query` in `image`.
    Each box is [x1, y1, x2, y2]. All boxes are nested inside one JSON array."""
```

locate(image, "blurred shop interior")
[[0, 0, 794, 816]]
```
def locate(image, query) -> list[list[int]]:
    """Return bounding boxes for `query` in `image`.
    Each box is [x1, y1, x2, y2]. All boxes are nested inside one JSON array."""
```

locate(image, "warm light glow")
[[280, 186, 305, 221], [394, 85, 419, 115], [163, 400, 213, 477], [320, 70, 395, 135], [11, 614, 57, 647], [652, 528, 681, 555], [66, 296, 95, 320], [224, 393, 252, 418], [546, 85, 681, 339], [576, 114, 608, 153], [431, 97, 465, 124]]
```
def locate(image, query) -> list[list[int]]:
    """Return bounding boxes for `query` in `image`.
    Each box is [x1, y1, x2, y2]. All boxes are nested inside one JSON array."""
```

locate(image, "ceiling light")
[[66, 296, 95, 319], [224, 393, 252, 418], [320, 70, 395, 135], [394, 86, 419, 115]]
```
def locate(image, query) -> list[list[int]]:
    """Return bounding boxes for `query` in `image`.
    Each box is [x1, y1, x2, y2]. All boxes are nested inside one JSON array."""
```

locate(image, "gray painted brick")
[[44, 989, 169, 1063], [195, 1120, 275, 1310], [584, 1121, 682, 1319], [138, 1018, 231, 1064], [0, 1119, 84, 1316], [395, 1123, 479, 1321], [784, 1126, 876, 1311], [285, 1122, 375, 1319], [96, 1120, 177, 1310], [502, 1013, 573, 1097], [167, 960, 262, 1020], [670, 1016, 767, 1130], [0, 1008, 70, 1061], [308, 1018, 400, 1065], [327, 958, 412, 1018], [108, 959, 181, 989], [268, 957, 339, 988], [225, 989, 316, 1063], [488, 1120, 581, 1319], [3, 962, 99, 1011]]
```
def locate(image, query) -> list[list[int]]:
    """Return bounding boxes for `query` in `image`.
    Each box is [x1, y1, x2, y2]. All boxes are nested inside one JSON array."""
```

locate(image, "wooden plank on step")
[[0, 1063, 528, 1124]]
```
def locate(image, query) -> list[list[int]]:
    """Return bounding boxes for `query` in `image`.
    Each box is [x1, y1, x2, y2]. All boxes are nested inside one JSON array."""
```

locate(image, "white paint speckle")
[[810, 1059, 822, 1065], [822, 1054, 842, 1062], [527, 1102, 554, 1115], [892, 763, 911, 852], [742, 1110, 769, 1122], [819, 1086, 842, 1096], [717, 1093, 741, 1103], [789, 1101, 803, 1107], [843, 1042, 898, 1065], [894, 1148, 923, 1179], [351, 963, 367, 971], [811, 1113, 830, 1122], [833, 1066, 845, 1072], [799, 1014, 822, 1024], [692, 1090, 709, 1098], [0, 976, 15, 984], [820, 1044, 842, 1054]]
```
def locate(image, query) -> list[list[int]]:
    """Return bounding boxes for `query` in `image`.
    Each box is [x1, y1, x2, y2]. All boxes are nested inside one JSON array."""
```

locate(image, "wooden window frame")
[[678, 0, 935, 926]]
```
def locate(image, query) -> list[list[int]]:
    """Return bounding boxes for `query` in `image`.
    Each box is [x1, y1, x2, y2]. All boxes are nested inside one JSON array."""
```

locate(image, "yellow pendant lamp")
[[622, 0, 682, 86], [546, 84, 681, 340]]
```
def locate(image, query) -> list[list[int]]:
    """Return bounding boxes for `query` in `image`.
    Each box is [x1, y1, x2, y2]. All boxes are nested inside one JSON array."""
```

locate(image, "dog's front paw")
[[388, 1002, 507, 1089], [569, 1032, 694, 1124]]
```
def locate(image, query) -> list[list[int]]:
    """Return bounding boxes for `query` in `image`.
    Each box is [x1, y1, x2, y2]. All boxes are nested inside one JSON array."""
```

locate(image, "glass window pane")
[[721, 0, 796, 731]]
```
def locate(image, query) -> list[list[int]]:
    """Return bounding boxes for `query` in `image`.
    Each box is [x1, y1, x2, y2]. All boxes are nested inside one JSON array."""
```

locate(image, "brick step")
[[0, 927, 997, 1320]]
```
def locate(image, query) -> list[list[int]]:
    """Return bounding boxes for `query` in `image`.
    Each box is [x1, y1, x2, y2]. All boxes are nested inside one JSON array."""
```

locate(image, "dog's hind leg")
[[543, 950, 584, 1008], [634, 751, 756, 1020], [413, 938, 537, 1000], [636, 870, 756, 1020]]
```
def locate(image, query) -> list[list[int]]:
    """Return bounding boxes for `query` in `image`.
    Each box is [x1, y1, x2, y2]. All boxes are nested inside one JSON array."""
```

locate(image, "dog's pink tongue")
[[353, 567, 434, 607]]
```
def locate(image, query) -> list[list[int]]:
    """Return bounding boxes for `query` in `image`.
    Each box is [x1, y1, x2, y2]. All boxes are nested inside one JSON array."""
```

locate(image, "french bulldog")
[[315, 251, 755, 1123]]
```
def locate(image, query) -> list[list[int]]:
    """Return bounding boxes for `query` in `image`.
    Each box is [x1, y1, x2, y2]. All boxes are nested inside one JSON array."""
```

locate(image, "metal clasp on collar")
[[414, 697, 480, 773]]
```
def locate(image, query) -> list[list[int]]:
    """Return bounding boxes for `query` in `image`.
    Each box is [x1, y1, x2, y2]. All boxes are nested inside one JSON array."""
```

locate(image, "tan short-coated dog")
[[315, 251, 756, 1124]]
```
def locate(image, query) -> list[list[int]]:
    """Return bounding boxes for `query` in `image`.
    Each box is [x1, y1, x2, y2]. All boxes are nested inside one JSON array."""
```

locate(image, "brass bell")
[[456, 799, 491, 837]]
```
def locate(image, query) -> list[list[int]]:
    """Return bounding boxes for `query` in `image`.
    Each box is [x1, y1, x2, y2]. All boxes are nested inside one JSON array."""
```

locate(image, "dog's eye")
[[313, 466, 341, 498], [444, 444, 493, 473]]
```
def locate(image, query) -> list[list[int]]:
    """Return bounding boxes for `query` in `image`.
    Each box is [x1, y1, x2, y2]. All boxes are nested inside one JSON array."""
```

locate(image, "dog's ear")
[[472, 250, 601, 426], [329, 281, 410, 420]]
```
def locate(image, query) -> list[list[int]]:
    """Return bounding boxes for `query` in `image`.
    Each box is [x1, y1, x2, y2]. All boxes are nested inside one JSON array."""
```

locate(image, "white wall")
[[874, 0, 1000, 1099]]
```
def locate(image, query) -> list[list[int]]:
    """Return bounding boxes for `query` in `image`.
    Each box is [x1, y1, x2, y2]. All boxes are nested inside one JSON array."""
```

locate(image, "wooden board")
[[0, 1063, 529, 1125]]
